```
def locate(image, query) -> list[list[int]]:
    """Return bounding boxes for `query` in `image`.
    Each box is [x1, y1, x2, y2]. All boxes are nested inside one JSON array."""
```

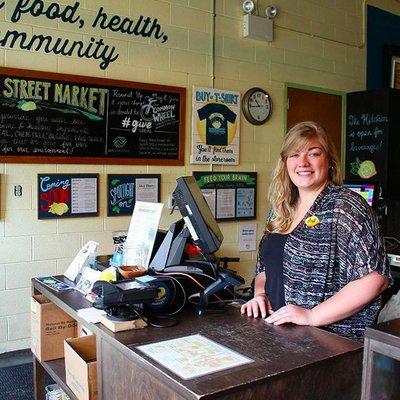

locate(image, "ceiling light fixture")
[[265, 5, 278, 19], [242, 0, 255, 14]]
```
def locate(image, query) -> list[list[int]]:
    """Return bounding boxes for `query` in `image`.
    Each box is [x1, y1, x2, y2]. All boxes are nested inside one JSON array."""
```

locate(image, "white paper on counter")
[[77, 307, 106, 323], [137, 333, 253, 380]]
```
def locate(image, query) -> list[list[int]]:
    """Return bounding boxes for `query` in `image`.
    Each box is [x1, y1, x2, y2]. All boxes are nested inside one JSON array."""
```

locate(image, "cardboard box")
[[31, 294, 77, 362], [64, 335, 97, 400]]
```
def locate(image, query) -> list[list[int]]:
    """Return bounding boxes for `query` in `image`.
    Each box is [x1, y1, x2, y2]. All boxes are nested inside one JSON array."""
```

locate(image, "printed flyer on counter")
[[124, 201, 164, 269], [137, 334, 253, 379]]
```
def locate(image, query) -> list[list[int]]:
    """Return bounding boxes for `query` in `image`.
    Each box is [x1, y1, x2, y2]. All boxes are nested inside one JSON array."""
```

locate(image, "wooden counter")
[[32, 277, 363, 400]]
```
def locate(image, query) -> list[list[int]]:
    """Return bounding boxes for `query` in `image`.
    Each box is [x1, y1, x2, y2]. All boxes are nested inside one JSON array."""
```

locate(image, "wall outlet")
[[14, 185, 22, 197]]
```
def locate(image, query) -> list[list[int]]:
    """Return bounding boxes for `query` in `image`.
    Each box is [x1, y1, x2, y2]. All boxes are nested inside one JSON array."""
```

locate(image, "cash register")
[[93, 176, 244, 320]]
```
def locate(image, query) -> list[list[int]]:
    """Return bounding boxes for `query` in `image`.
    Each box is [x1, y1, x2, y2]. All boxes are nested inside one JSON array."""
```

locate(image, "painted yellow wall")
[[0, 0, 398, 352]]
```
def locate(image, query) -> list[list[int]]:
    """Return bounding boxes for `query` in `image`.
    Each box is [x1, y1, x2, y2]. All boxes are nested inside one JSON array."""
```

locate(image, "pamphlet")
[[124, 201, 164, 269], [35, 276, 73, 292], [239, 223, 257, 252], [64, 240, 99, 282], [137, 334, 254, 380], [75, 266, 101, 295]]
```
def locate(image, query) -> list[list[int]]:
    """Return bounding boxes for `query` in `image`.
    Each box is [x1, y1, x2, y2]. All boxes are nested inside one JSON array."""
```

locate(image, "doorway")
[[285, 84, 346, 162]]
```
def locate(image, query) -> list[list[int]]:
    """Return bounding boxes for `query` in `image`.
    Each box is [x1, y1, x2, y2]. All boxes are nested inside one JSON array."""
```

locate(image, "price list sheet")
[[71, 177, 98, 214]]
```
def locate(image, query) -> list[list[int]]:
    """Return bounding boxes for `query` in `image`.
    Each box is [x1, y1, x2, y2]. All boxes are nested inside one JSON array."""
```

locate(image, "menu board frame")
[[383, 45, 400, 89], [38, 173, 99, 219], [193, 171, 257, 221], [0, 67, 185, 165], [107, 174, 161, 217]]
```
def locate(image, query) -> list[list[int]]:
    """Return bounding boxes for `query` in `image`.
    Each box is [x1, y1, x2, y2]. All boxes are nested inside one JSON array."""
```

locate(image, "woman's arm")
[[265, 271, 389, 326], [240, 272, 274, 318]]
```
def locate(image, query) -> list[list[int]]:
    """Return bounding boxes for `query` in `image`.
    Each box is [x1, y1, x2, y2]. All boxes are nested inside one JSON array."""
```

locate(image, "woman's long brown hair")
[[266, 121, 342, 233]]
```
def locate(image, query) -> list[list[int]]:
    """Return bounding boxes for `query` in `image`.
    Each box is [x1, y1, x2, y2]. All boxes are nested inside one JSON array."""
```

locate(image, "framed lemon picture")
[[38, 173, 99, 219]]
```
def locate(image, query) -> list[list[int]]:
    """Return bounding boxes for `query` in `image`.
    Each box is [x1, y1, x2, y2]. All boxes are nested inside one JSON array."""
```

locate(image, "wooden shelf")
[[41, 358, 77, 400]]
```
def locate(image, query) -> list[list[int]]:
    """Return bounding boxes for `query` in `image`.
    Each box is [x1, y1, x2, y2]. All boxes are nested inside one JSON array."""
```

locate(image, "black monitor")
[[343, 181, 378, 208], [173, 176, 224, 255]]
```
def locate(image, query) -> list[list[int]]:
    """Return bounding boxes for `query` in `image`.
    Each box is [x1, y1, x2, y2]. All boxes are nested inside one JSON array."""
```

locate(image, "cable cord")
[[132, 305, 179, 328], [156, 270, 223, 301], [384, 236, 400, 252], [187, 293, 246, 307], [159, 274, 187, 316]]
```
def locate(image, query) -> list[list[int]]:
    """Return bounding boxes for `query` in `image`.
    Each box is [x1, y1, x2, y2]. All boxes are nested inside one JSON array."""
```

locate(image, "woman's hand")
[[265, 304, 314, 326], [241, 293, 274, 319]]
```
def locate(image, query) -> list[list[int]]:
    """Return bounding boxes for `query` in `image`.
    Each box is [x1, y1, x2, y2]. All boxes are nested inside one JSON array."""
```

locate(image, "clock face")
[[242, 88, 272, 125]]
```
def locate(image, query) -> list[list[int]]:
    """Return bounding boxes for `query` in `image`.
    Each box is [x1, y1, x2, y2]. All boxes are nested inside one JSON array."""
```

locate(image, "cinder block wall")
[[0, 0, 395, 353]]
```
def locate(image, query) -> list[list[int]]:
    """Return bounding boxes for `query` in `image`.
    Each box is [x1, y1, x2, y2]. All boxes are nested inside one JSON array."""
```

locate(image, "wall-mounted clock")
[[241, 87, 272, 125]]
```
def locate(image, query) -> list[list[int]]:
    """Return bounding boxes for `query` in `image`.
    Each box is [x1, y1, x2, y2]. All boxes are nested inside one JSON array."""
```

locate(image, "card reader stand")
[[197, 269, 245, 316]]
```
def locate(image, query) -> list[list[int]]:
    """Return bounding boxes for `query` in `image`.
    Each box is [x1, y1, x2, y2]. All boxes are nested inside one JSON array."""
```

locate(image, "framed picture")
[[107, 174, 161, 216], [391, 56, 400, 89], [38, 174, 99, 219], [383, 45, 400, 88], [193, 172, 257, 221]]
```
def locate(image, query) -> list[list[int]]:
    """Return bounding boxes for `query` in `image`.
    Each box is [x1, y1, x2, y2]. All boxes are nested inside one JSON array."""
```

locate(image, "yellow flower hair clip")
[[305, 215, 320, 228]]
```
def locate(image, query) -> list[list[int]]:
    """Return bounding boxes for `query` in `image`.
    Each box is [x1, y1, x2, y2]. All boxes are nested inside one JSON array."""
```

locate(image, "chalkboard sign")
[[193, 172, 257, 221], [345, 91, 395, 198], [0, 67, 185, 165], [38, 174, 99, 219], [107, 174, 161, 216]]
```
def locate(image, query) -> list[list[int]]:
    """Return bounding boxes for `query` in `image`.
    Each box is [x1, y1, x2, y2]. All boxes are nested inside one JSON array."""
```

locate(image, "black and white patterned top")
[[256, 183, 392, 341]]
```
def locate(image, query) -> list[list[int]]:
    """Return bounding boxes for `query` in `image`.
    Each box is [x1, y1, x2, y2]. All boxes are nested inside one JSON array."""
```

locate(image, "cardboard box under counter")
[[30, 294, 77, 362], [64, 335, 98, 400]]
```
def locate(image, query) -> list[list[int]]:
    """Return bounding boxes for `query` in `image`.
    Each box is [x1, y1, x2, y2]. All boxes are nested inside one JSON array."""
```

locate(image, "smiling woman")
[[241, 121, 392, 341], [268, 121, 342, 233], [285, 138, 330, 196]]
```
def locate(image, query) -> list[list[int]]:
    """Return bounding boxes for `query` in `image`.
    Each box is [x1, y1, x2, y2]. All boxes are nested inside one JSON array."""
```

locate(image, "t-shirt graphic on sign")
[[197, 103, 237, 146]]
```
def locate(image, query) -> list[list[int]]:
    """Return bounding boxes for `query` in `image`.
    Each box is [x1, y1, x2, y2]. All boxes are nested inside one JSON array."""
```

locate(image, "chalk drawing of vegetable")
[[358, 160, 377, 179], [2, 99, 103, 121], [48, 202, 69, 216], [19, 101, 37, 111], [349, 158, 377, 179]]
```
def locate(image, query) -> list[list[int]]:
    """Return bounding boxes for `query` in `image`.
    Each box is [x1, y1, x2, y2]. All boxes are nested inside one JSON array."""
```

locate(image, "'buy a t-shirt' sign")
[[191, 86, 240, 165]]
